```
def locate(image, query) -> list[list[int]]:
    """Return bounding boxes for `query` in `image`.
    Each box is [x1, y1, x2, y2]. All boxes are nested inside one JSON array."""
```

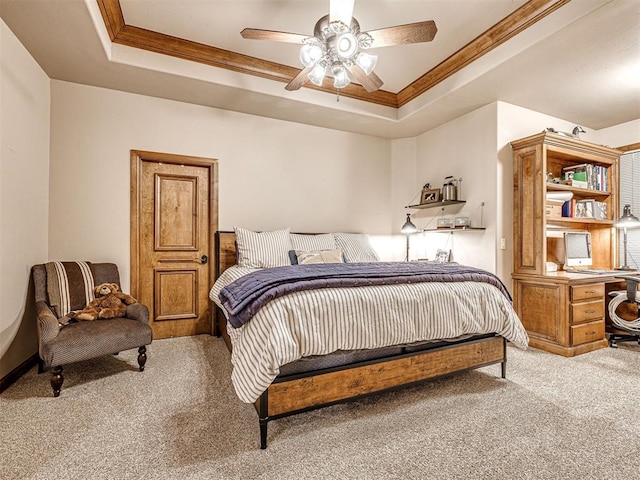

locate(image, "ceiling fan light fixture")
[[336, 32, 358, 59], [308, 63, 327, 86], [355, 52, 378, 75], [331, 63, 351, 88], [241, 0, 436, 94], [300, 44, 323, 68]]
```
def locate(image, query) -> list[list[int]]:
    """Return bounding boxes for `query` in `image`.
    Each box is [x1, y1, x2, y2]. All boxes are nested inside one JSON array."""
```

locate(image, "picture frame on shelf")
[[435, 249, 450, 263], [593, 201, 607, 220], [574, 200, 595, 219], [420, 188, 440, 204]]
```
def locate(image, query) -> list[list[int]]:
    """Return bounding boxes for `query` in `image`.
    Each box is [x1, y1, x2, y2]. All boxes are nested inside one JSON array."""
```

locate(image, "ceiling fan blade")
[[330, 0, 355, 25], [368, 71, 384, 90], [365, 21, 437, 48], [241, 28, 308, 44], [285, 66, 314, 91], [346, 64, 383, 93]]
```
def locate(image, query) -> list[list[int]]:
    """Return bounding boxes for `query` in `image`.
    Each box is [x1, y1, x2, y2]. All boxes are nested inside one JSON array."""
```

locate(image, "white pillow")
[[333, 233, 380, 263], [234, 227, 292, 268], [296, 248, 344, 265], [291, 233, 337, 251]]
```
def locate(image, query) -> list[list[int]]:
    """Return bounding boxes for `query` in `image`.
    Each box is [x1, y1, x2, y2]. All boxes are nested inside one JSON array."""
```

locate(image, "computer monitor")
[[564, 231, 592, 267]]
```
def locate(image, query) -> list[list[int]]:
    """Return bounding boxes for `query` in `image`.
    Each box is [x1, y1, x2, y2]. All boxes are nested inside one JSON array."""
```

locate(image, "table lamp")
[[615, 204, 640, 270], [401, 213, 417, 261]]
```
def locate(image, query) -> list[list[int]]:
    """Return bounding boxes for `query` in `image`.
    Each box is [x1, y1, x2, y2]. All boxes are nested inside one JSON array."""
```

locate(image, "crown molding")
[[96, 0, 569, 109]]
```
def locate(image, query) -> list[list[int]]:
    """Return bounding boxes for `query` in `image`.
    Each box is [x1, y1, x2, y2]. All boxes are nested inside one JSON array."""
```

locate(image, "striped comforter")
[[210, 265, 529, 403]]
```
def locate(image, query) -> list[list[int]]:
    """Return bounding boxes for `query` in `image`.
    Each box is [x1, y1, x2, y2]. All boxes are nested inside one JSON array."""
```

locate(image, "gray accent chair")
[[32, 263, 153, 397]]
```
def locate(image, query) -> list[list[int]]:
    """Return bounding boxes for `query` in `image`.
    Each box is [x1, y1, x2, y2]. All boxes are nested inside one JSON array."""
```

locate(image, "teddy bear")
[[68, 283, 137, 321]]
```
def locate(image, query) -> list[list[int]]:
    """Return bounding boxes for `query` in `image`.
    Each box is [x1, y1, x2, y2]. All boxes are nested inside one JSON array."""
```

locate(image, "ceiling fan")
[[240, 0, 437, 93]]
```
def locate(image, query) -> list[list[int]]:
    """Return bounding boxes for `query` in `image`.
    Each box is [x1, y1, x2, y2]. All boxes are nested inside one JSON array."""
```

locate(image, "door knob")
[[200, 255, 208, 265]]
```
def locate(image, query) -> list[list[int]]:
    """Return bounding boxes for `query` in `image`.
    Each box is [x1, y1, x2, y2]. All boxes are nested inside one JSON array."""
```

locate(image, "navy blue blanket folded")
[[219, 262, 512, 329]]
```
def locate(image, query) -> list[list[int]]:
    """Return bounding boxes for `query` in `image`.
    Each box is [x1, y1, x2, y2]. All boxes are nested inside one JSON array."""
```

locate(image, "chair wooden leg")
[[51, 366, 63, 397], [137, 346, 147, 372]]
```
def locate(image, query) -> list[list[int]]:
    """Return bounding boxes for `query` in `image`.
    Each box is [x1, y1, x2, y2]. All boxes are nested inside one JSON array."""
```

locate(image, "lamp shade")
[[401, 214, 417, 234], [615, 204, 640, 229]]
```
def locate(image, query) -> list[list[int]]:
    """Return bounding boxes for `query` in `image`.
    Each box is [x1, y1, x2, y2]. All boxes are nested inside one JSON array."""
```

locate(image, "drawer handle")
[[584, 309, 596, 314], [586, 331, 596, 335], [584, 290, 596, 294]]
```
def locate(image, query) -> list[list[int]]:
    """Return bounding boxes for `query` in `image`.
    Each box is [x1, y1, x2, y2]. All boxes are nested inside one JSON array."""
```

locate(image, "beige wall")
[[402, 104, 499, 274], [595, 119, 640, 148], [49, 81, 393, 292], [0, 20, 50, 377]]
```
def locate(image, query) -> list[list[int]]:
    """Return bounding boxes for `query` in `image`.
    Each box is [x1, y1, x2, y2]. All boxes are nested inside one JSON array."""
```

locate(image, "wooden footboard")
[[256, 335, 506, 449]]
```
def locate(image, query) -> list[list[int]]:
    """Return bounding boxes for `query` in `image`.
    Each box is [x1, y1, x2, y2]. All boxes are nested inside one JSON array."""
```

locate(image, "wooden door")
[[131, 151, 218, 339]]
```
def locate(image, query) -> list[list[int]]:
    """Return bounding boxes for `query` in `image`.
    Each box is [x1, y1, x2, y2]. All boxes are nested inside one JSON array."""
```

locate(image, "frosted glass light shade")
[[307, 63, 327, 86], [331, 63, 351, 88], [355, 52, 378, 75], [300, 44, 323, 67]]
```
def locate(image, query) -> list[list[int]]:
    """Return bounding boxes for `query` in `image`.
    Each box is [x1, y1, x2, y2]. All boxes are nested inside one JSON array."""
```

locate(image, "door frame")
[[130, 150, 218, 330]]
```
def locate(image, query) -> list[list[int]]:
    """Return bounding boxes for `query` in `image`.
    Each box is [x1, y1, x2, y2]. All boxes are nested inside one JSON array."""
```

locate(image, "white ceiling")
[[1, 0, 638, 139]]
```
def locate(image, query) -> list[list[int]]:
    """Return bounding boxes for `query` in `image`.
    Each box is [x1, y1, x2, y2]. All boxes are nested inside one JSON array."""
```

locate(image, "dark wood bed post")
[[501, 338, 507, 379], [259, 391, 269, 449]]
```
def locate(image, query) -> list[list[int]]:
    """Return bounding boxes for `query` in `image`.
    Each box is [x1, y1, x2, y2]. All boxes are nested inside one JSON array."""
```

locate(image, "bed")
[[210, 229, 529, 449]]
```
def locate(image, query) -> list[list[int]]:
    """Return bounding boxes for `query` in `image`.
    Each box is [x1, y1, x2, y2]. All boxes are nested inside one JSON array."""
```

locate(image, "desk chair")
[[608, 275, 640, 348]]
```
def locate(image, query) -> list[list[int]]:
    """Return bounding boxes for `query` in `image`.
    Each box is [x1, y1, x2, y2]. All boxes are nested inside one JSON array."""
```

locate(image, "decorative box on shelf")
[[545, 201, 564, 219], [437, 217, 453, 229], [454, 216, 471, 228]]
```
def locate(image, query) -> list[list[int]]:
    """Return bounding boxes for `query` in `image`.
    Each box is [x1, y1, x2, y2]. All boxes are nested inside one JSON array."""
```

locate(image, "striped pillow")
[[235, 227, 292, 268], [44, 261, 96, 318], [333, 233, 380, 263], [291, 233, 337, 251]]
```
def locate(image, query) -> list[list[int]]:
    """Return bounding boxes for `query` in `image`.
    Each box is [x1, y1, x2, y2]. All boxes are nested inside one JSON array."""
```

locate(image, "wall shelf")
[[406, 200, 466, 209], [423, 227, 485, 233]]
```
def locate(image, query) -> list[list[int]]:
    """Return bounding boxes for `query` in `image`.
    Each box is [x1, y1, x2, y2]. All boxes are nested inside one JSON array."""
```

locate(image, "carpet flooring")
[[1, 335, 639, 480]]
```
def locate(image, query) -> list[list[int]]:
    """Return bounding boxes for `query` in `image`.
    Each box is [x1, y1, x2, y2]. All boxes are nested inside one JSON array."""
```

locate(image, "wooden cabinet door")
[[131, 151, 218, 339]]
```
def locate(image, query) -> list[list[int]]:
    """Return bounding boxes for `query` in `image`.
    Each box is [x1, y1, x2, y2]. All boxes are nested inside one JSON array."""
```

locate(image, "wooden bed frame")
[[214, 231, 508, 449]]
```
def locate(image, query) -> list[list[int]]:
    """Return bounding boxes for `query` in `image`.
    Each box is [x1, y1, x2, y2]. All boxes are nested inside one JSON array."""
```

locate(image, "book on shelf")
[[561, 164, 608, 191]]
